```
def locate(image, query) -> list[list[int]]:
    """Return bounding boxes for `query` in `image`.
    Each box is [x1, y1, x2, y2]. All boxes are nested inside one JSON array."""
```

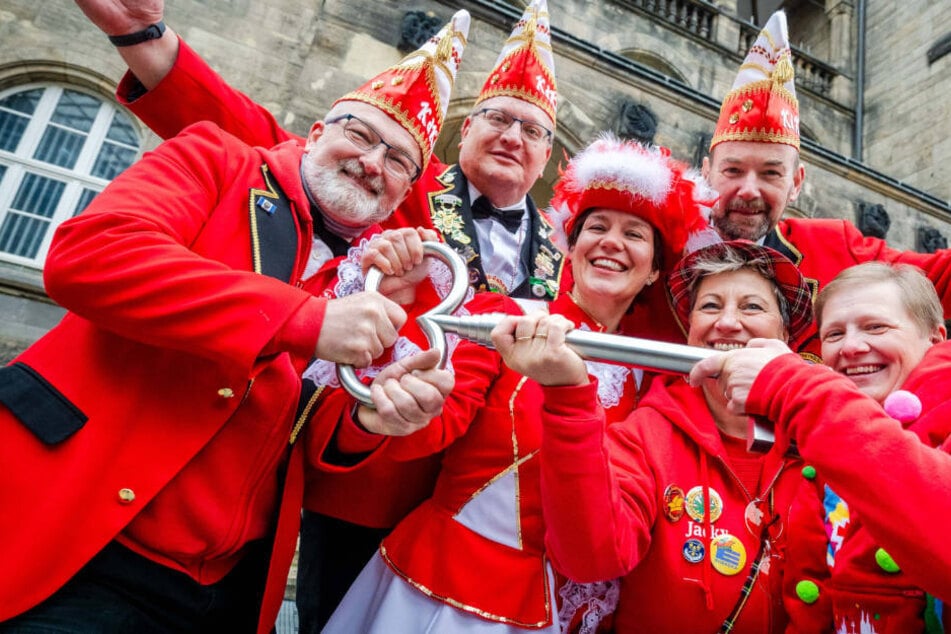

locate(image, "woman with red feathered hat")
[[319, 133, 711, 632]]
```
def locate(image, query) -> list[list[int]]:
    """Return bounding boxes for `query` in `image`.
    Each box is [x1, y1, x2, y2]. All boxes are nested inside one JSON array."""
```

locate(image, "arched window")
[[0, 85, 141, 267]]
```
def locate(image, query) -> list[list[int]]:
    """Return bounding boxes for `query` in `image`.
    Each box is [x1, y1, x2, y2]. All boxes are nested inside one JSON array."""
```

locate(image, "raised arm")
[[75, 0, 296, 145], [706, 347, 951, 599]]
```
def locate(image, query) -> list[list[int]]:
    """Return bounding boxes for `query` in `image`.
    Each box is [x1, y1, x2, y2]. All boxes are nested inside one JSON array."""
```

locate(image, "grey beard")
[[303, 158, 390, 228]]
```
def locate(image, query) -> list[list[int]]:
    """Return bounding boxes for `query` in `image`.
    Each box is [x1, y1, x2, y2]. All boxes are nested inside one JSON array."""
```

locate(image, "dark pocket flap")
[[0, 362, 88, 444]]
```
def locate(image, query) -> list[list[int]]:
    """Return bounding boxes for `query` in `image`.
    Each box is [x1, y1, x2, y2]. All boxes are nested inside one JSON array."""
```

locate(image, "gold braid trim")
[[289, 385, 326, 445], [247, 164, 280, 275], [710, 128, 800, 149], [721, 79, 799, 110], [339, 93, 432, 168], [380, 544, 553, 628]]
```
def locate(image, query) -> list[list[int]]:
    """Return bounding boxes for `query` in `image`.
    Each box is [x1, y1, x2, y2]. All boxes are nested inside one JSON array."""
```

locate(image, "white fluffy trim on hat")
[[562, 133, 673, 205]]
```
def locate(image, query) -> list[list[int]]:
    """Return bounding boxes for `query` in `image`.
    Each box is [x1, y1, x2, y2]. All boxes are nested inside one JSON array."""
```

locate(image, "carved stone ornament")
[[615, 99, 658, 144], [857, 201, 890, 239], [917, 226, 948, 254], [398, 11, 442, 53]]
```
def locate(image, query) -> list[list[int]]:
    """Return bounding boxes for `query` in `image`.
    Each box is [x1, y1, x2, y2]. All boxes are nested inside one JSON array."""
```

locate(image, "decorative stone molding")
[[398, 11, 441, 53], [917, 226, 948, 254], [856, 201, 890, 239], [615, 99, 657, 144]]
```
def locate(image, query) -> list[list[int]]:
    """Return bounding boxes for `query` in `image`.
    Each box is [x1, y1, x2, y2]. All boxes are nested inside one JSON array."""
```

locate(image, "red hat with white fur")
[[550, 134, 714, 270]]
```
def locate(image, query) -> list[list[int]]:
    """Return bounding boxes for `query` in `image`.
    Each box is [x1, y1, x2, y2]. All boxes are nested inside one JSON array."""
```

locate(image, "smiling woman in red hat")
[[495, 240, 813, 633], [316, 133, 710, 633]]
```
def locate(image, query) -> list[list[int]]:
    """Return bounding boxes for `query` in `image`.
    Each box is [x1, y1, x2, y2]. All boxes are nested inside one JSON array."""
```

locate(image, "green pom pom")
[[801, 465, 817, 480], [796, 579, 820, 604], [875, 548, 900, 573]]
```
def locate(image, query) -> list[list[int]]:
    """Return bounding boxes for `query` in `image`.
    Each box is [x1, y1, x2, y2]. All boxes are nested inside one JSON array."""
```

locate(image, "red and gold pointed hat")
[[475, 0, 557, 125], [334, 10, 470, 169], [711, 10, 799, 151]]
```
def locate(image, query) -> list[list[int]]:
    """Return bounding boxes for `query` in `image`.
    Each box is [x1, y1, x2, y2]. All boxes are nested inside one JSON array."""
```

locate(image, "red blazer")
[[117, 42, 568, 530], [0, 122, 354, 631]]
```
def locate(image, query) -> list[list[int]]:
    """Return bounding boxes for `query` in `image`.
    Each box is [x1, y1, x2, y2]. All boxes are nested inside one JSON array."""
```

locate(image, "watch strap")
[[108, 21, 166, 47]]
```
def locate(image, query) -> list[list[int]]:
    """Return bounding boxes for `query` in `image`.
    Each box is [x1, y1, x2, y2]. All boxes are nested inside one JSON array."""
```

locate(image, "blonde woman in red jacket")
[[496, 240, 815, 633], [693, 262, 951, 633]]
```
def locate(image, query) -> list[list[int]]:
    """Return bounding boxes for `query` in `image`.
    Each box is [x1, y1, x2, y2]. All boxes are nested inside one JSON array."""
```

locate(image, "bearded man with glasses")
[[72, 0, 561, 631], [0, 13, 469, 634]]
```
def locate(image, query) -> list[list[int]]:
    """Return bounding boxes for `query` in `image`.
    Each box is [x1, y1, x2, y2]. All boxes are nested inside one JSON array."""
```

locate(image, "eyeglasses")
[[473, 108, 553, 145], [326, 114, 421, 182]]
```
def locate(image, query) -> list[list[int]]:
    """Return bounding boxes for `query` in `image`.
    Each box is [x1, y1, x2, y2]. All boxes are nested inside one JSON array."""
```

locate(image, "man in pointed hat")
[[75, 0, 563, 303], [0, 12, 470, 633], [71, 1, 563, 628], [691, 10, 951, 357]]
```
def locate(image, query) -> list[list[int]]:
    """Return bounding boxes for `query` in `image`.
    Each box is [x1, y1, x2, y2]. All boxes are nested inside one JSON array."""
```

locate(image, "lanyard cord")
[[717, 488, 779, 634]]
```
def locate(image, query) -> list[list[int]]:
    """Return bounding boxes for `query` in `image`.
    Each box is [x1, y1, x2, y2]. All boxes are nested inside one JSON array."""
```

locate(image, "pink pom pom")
[[883, 390, 922, 422]]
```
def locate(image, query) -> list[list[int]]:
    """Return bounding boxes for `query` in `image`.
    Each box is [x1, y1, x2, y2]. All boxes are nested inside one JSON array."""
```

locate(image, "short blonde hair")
[[815, 262, 943, 336]]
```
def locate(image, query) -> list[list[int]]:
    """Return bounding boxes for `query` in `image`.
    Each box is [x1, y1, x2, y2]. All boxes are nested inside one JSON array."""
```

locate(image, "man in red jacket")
[[71, 1, 565, 629], [0, 13, 469, 634]]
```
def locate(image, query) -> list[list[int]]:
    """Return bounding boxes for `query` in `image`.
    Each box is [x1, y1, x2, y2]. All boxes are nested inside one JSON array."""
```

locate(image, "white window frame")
[[0, 83, 141, 268]]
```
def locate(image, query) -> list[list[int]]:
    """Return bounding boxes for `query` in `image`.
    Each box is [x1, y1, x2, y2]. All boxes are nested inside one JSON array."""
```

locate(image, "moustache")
[[725, 200, 767, 213], [340, 159, 384, 196]]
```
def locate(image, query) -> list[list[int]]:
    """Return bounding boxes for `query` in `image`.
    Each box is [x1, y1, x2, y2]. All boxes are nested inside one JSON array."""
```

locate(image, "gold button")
[[729, 112, 740, 124], [217, 387, 235, 398], [118, 488, 136, 504]]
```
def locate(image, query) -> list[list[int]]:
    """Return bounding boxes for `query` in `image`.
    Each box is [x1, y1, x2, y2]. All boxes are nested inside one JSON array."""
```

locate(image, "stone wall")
[[0, 0, 949, 360], [862, 0, 951, 201]]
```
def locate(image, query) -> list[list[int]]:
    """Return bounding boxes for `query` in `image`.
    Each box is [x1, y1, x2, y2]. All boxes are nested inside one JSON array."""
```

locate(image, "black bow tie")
[[471, 196, 525, 232]]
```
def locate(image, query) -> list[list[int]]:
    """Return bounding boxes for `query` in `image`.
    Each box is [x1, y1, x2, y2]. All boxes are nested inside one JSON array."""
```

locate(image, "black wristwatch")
[[108, 21, 166, 47]]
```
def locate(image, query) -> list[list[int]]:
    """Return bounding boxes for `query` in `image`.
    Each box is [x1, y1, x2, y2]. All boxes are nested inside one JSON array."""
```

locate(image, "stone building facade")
[[0, 0, 949, 360]]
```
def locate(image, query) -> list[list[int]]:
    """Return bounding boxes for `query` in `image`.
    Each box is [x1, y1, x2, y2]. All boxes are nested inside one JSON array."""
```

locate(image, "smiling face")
[[687, 268, 788, 349], [819, 281, 943, 404], [702, 141, 804, 242], [301, 102, 420, 229], [569, 209, 659, 329], [457, 96, 553, 208]]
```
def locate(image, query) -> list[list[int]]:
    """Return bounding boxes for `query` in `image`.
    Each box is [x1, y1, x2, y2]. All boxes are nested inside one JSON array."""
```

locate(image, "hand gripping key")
[[418, 312, 778, 452], [337, 241, 469, 409]]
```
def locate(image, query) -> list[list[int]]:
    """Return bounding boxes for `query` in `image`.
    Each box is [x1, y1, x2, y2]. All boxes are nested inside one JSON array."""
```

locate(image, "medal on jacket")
[[710, 533, 747, 576], [685, 486, 723, 523], [744, 499, 765, 529], [663, 484, 686, 522]]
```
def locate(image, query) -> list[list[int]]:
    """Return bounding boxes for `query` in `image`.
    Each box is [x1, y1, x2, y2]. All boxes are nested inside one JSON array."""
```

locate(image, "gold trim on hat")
[[710, 128, 800, 149], [476, 86, 557, 126], [761, 29, 778, 52], [338, 92, 433, 167], [772, 51, 794, 85], [721, 78, 799, 110]]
